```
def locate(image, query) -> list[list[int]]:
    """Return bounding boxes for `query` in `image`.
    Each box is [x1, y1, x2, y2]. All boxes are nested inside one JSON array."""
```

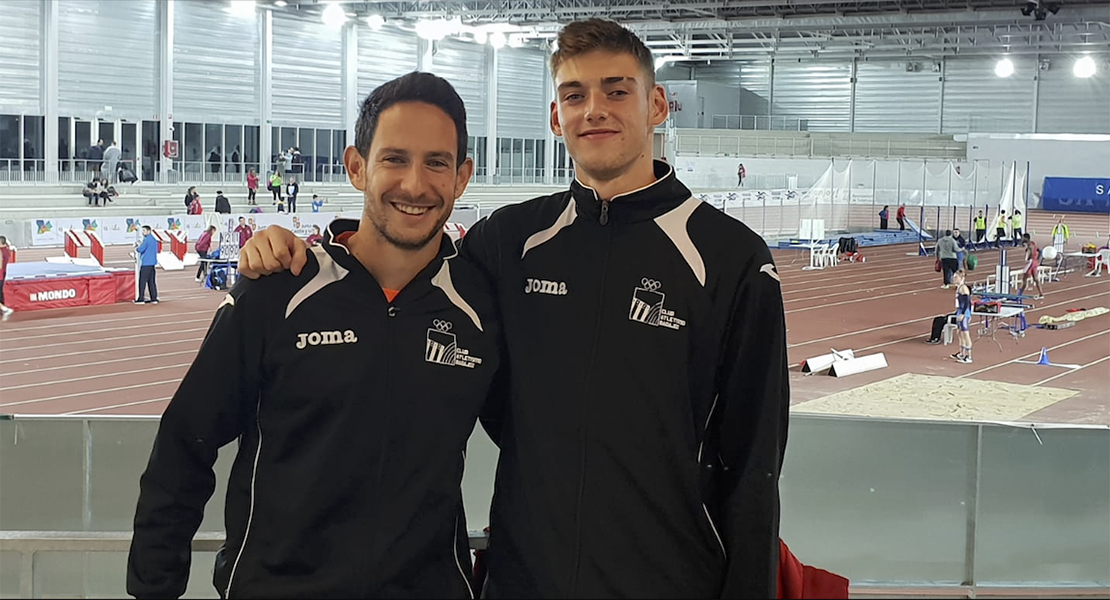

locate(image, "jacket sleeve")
[[458, 217, 511, 444], [127, 284, 264, 599], [457, 215, 503, 285], [714, 253, 790, 599]]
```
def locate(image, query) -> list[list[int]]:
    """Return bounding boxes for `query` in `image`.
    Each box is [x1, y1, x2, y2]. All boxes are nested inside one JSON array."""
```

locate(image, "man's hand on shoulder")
[[239, 225, 309, 278]]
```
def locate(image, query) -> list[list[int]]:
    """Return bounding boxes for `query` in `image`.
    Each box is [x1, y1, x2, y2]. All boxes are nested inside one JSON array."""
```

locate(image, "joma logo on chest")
[[296, 330, 358, 349], [524, 278, 567, 296]]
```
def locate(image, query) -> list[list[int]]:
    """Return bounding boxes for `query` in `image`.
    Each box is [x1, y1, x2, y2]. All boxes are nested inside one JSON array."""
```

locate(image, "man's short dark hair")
[[141, 225, 151, 233], [551, 19, 655, 85], [945, 229, 952, 237], [354, 72, 468, 169]]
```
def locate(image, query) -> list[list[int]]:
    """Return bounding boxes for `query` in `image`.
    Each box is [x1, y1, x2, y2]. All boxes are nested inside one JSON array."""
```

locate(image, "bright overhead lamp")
[[508, 34, 524, 48], [1074, 55, 1097, 78], [274, 0, 287, 6], [488, 31, 506, 49], [415, 17, 460, 41], [227, 0, 255, 17], [322, 2, 347, 27], [473, 30, 488, 44], [994, 58, 1015, 78], [654, 55, 681, 71], [366, 14, 385, 30]]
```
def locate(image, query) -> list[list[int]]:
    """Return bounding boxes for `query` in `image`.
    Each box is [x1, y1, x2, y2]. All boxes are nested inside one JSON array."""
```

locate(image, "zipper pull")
[[599, 200, 610, 226]]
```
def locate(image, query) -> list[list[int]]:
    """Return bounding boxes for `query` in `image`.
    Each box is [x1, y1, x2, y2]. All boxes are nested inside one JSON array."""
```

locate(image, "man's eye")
[[384, 156, 404, 164], [564, 93, 583, 102]]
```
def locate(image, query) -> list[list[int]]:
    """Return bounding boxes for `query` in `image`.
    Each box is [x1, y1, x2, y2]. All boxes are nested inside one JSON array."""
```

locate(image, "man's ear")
[[344, 146, 366, 191], [649, 83, 669, 128], [550, 100, 564, 138], [455, 157, 475, 199]]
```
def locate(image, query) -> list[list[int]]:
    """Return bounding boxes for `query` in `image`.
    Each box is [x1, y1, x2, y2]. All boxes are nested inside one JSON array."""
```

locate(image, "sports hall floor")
[[1, 219, 1108, 426]]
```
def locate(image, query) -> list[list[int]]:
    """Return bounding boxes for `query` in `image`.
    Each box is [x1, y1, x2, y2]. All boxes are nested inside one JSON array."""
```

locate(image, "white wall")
[[965, 134, 1110, 206]]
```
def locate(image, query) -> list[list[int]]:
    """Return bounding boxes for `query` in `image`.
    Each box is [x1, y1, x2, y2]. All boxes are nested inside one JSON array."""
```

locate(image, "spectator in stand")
[[231, 145, 241, 173], [234, 216, 253, 249], [84, 178, 102, 206], [737, 162, 746, 187], [879, 205, 889, 230], [184, 186, 199, 210], [896, 204, 907, 230], [102, 141, 121, 183], [246, 168, 259, 205], [215, 191, 231, 215], [311, 194, 325, 213], [286, 177, 299, 213], [188, 193, 203, 215], [194, 225, 217, 282], [87, 139, 104, 173], [268, 172, 283, 206]]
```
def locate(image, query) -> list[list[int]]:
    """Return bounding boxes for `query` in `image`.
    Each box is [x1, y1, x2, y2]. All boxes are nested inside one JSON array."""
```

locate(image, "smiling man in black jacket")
[[239, 19, 789, 600], [127, 73, 500, 599]]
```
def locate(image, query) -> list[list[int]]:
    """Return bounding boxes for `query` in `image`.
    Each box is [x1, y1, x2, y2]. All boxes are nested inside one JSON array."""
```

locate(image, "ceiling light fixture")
[[228, 0, 256, 17], [1074, 55, 1097, 78], [994, 57, 1015, 78], [274, 0, 287, 6], [322, 2, 347, 27], [473, 30, 487, 44], [366, 13, 384, 30], [489, 31, 507, 49]]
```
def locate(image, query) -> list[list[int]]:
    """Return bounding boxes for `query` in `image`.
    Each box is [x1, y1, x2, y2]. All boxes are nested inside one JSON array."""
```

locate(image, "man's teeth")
[[395, 204, 430, 216]]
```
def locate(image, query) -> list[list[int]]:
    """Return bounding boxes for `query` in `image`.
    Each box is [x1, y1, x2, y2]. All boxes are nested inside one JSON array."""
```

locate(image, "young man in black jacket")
[[214, 190, 231, 214], [127, 73, 500, 599], [240, 19, 789, 599]]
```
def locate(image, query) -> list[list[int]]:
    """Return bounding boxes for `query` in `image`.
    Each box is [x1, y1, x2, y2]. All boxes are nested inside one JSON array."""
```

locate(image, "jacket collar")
[[570, 160, 692, 224], [322, 218, 457, 301]]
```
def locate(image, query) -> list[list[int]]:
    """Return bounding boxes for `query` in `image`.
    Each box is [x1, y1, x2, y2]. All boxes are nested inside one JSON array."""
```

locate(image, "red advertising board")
[[5, 272, 137, 311], [6, 277, 91, 310]]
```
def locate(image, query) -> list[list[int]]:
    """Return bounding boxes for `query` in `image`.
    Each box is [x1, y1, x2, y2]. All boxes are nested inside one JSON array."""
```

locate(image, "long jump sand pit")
[[793, 373, 1078, 422]]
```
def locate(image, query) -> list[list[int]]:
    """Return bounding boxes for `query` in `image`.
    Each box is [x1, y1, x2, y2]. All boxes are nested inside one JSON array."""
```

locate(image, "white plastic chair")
[[1088, 249, 1110, 277]]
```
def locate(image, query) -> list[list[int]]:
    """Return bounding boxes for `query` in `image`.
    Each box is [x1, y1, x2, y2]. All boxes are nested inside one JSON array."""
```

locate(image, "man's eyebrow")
[[378, 148, 455, 160], [557, 81, 584, 91], [603, 76, 634, 85]]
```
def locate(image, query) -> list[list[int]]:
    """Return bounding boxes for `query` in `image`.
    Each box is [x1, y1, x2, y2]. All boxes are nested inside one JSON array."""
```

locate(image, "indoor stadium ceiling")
[[276, 0, 1110, 59]]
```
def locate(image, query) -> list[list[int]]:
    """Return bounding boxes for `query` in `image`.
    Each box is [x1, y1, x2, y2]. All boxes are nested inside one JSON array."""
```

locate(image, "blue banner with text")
[[1042, 177, 1110, 213]]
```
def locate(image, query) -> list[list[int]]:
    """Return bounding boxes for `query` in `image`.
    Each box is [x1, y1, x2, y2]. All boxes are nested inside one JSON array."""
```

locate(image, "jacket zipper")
[[569, 201, 613, 594], [360, 303, 397, 596]]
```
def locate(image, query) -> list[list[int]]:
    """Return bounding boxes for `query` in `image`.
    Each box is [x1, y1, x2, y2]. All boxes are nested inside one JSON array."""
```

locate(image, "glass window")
[[474, 137, 486, 174], [75, 120, 92, 157], [315, 129, 330, 177], [120, 122, 136, 169], [24, 116, 44, 159], [184, 122, 202, 165], [225, 125, 242, 174], [498, 138, 512, 172], [297, 128, 314, 179], [271, 126, 279, 168], [0, 115, 20, 159], [332, 129, 346, 165], [142, 121, 158, 181], [536, 139, 545, 180], [205, 123, 223, 173], [524, 138, 535, 181], [244, 125, 259, 165], [98, 121, 114, 147], [280, 127, 296, 154], [58, 117, 72, 160]]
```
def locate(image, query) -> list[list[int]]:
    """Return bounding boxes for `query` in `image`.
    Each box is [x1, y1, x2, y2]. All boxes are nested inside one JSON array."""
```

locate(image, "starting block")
[[828, 352, 888, 377], [801, 349, 855, 373]]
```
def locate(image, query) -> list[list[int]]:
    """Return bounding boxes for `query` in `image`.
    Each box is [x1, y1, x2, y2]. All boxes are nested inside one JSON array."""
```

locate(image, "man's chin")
[[382, 226, 444, 252]]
